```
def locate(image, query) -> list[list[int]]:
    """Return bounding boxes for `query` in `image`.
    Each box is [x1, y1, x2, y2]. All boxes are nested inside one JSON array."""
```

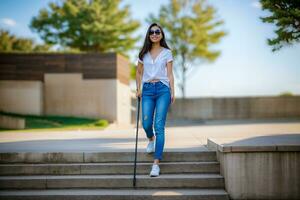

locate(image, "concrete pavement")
[[0, 119, 299, 152]]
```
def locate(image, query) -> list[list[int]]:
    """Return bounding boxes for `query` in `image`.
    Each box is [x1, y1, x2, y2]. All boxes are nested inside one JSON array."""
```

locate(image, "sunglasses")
[[149, 29, 161, 35]]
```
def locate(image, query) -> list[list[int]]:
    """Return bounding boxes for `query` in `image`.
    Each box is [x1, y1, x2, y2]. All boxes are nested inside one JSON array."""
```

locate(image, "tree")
[[32, 44, 53, 52], [130, 62, 136, 80], [0, 30, 13, 52], [147, 0, 226, 98], [260, 0, 300, 51], [0, 29, 51, 52], [279, 91, 294, 96], [12, 38, 34, 52], [30, 0, 140, 57]]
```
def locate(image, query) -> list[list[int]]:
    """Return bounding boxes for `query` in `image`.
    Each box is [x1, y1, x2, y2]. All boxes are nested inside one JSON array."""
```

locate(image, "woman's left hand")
[[171, 92, 175, 104]]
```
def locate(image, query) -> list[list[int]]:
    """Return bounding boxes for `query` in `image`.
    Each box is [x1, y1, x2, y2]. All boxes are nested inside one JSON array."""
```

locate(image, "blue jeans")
[[141, 81, 171, 160]]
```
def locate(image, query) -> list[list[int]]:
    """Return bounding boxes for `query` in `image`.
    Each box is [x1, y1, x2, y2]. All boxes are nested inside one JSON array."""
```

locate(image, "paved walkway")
[[0, 119, 299, 152]]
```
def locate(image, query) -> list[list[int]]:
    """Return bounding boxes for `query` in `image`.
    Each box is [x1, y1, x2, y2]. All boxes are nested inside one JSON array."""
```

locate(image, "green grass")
[[0, 111, 109, 132]]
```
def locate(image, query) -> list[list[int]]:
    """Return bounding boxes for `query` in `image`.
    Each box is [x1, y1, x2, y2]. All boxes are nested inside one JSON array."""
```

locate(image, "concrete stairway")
[[0, 150, 229, 199]]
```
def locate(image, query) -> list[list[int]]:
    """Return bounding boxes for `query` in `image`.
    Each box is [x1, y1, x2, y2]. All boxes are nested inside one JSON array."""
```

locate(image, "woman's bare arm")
[[167, 60, 175, 103], [136, 61, 143, 95]]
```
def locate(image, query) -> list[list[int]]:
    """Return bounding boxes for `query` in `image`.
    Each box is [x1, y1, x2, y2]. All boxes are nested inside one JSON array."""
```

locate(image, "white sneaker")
[[146, 140, 155, 154], [150, 164, 160, 177]]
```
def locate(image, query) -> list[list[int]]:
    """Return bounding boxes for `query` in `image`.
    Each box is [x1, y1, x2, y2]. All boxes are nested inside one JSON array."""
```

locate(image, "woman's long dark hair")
[[138, 23, 171, 61]]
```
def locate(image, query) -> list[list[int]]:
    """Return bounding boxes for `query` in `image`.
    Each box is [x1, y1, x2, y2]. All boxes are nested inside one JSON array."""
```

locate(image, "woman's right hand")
[[136, 89, 141, 98]]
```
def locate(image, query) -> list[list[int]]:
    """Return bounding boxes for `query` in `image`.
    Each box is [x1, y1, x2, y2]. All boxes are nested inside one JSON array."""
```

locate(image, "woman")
[[136, 22, 175, 177]]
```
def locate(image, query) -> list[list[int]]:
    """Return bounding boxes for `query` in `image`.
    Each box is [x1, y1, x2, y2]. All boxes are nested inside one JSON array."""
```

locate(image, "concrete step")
[[0, 189, 230, 200], [0, 161, 220, 175], [0, 151, 217, 163], [0, 174, 225, 189]]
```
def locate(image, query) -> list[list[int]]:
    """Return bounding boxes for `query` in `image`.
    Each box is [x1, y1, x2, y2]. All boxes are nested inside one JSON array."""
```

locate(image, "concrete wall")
[[44, 73, 117, 122], [0, 80, 43, 115], [207, 138, 300, 200], [0, 74, 132, 124], [131, 96, 300, 123], [0, 114, 25, 129], [167, 96, 300, 120], [0, 53, 131, 124], [219, 152, 300, 199], [116, 80, 131, 125]]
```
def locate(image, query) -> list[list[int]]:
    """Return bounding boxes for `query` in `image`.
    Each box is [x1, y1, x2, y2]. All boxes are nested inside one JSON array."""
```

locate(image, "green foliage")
[[30, 0, 140, 56], [260, 0, 300, 51], [130, 62, 137, 80], [147, 0, 226, 98], [279, 91, 294, 97], [0, 29, 13, 51], [0, 29, 51, 52], [94, 119, 109, 127], [0, 111, 109, 131], [33, 44, 53, 52]]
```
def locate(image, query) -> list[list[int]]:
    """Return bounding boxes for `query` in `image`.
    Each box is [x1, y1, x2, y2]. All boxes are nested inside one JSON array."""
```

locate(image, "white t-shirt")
[[137, 47, 173, 88]]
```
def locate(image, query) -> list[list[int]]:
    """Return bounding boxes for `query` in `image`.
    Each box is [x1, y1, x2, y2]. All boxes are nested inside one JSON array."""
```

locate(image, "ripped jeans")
[[141, 81, 171, 160]]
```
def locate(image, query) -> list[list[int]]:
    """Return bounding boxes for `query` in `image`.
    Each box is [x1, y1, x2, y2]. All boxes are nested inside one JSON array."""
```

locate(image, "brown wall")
[[0, 53, 129, 85]]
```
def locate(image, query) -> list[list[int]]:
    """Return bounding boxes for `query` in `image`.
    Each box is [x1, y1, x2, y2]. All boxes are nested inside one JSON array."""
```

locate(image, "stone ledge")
[[0, 114, 25, 130], [207, 135, 300, 152]]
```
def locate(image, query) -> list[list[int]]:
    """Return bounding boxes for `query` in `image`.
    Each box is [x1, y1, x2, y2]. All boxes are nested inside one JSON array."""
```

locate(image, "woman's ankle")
[[149, 136, 155, 141]]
